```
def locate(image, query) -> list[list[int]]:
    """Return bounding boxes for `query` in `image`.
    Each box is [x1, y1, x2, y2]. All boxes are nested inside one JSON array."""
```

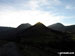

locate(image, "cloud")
[[0, 0, 68, 27], [0, 0, 62, 11], [65, 5, 72, 9], [33, 0, 61, 10], [23, 0, 39, 10], [0, 0, 30, 10], [59, 15, 75, 25], [65, 5, 75, 9], [0, 5, 15, 11], [0, 10, 63, 27]]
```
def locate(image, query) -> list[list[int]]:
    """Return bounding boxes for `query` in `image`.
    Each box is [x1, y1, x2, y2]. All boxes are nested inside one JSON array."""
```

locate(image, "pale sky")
[[0, 0, 75, 27]]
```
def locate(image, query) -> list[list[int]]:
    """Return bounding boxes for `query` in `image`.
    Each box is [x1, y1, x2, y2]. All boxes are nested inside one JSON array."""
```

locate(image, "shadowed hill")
[[48, 23, 75, 33], [15, 22, 74, 56], [48, 23, 65, 32], [0, 22, 74, 56], [0, 23, 31, 41], [16, 22, 72, 51], [17, 23, 31, 30], [17, 22, 66, 40]]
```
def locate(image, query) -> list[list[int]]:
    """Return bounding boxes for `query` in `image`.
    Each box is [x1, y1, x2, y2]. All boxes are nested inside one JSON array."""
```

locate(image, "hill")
[[48, 23, 65, 32], [16, 22, 72, 56], [0, 22, 74, 56], [48, 23, 75, 33], [17, 23, 31, 30]]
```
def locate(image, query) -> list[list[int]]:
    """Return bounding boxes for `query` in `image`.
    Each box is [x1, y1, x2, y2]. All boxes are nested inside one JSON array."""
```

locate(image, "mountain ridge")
[[0, 22, 74, 56], [48, 23, 75, 33]]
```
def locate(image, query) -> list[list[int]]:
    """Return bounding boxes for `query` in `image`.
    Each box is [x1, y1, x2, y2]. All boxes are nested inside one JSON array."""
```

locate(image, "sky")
[[0, 0, 75, 27]]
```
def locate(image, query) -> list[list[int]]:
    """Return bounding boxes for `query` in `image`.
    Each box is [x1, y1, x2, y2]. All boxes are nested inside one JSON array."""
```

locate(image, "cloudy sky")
[[0, 0, 75, 27]]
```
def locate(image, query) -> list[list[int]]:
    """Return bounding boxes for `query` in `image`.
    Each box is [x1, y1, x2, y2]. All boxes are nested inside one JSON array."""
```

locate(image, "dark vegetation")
[[0, 22, 75, 56]]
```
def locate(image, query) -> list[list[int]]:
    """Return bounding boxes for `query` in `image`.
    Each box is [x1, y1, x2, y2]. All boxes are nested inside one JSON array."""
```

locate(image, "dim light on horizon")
[[0, 10, 64, 27], [0, 0, 75, 27]]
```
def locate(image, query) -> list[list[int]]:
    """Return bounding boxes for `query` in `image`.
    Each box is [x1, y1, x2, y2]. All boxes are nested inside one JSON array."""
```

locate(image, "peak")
[[34, 22, 45, 27], [56, 23, 63, 25], [35, 22, 45, 25], [32, 22, 47, 29], [20, 23, 31, 26], [18, 23, 31, 27], [36, 22, 43, 24], [50, 23, 64, 26], [17, 23, 31, 29], [55, 23, 64, 26]]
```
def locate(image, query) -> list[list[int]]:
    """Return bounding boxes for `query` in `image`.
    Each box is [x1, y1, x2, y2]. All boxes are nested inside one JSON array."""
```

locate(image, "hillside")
[[17, 23, 31, 31], [48, 23, 65, 32], [48, 23, 75, 33], [16, 23, 73, 56], [0, 23, 74, 56]]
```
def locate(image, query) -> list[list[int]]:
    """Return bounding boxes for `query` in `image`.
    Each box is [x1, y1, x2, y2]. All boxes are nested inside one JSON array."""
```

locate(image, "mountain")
[[0, 23, 74, 56], [17, 23, 31, 32], [17, 22, 71, 46], [15, 22, 73, 56], [0, 23, 31, 41], [48, 23, 65, 32], [48, 23, 75, 33], [17, 23, 31, 29], [17, 22, 71, 41]]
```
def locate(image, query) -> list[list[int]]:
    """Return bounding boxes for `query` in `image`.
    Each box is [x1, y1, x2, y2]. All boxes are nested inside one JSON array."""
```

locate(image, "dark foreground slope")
[[16, 23, 74, 56], [0, 26, 16, 40], [0, 23, 75, 56]]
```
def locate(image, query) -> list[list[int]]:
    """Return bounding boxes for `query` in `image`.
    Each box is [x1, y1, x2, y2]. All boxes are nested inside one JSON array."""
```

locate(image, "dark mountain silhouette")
[[48, 23, 65, 32], [0, 22, 74, 56], [17, 22, 66, 41], [17, 23, 31, 30], [0, 23, 31, 41], [48, 23, 75, 33], [16, 23, 32, 35], [16, 22, 72, 55], [16, 22, 71, 42]]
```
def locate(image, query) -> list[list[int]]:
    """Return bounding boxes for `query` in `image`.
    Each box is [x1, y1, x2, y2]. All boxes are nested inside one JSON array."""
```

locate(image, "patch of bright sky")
[[60, 18, 75, 26], [0, 0, 75, 27]]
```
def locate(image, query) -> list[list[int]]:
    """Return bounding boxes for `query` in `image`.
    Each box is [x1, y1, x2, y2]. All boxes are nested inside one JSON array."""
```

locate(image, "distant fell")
[[33, 22, 47, 29], [48, 23, 75, 33], [48, 23, 65, 32], [17, 23, 31, 29], [17, 22, 70, 44]]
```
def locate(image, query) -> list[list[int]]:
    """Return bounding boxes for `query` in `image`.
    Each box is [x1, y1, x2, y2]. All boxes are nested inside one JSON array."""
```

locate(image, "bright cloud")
[[0, 10, 63, 27], [0, 0, 75, 27], [0, 0, 65, 27], [0, 0, 62, 11], [28, 0, 61, 10], [65, 5, 71, 9], [65, 5, 75, 9], [65, 5, 73, 9]]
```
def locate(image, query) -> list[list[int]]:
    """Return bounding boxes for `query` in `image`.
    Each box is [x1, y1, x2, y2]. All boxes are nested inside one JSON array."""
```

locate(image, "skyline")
[[0, 0, 75, 27]]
